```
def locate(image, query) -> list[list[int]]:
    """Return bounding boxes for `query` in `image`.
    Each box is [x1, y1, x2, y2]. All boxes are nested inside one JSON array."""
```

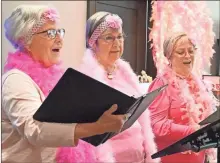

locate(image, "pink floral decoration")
[[105, 15, 122, 29], [42, 8, 59, 21]]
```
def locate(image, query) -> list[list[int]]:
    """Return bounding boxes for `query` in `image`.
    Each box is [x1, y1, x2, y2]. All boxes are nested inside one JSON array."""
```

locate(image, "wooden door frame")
[[146, 0, 157, 78], [87, 0, 147, 74], [87, 1, 96, 19], [136, 0, 147, 74]]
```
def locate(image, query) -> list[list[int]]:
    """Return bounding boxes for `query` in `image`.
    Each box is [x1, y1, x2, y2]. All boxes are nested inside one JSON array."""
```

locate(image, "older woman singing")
[[56, 11, 160, 163], [2, 5, 126, 163], [148, 32, 217, 163]]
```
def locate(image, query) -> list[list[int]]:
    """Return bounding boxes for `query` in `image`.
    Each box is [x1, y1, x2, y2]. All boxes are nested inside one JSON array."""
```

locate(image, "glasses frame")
[[34, 28, 65, 39], [98, 33, 126, 44]]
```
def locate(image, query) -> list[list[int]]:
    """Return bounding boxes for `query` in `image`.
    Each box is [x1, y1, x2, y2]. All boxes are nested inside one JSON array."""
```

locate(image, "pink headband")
[[20, 8, 59, 47], [88, 14, 123, 47]]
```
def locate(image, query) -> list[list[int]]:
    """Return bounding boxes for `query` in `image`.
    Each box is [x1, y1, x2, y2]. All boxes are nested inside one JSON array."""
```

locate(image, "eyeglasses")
[[35, 28, 65, 39], [98, 34, 125, 44], [175, 48, 196, 57]]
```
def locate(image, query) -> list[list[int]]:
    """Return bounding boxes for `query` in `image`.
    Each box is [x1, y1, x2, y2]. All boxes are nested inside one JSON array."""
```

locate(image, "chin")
[[186, 67, 193, 73], [54, 59, 61, 65], [110, 52, 121, 57], [109, 56, 119, 62], [50, 58, 61, 66]]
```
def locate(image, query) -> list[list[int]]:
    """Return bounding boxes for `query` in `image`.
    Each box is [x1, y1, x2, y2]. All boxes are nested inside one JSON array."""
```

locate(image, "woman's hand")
[[95, 104, 130, 134], [180, 124, 200, 155], [191, 124, 201, 132], [181, 150, 199, 155], [74, 104, 129, 144]]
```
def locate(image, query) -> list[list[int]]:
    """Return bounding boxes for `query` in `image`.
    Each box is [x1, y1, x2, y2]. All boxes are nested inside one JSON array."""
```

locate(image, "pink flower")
[[105, 15, 122, 29], [42, 8, 59, 21]]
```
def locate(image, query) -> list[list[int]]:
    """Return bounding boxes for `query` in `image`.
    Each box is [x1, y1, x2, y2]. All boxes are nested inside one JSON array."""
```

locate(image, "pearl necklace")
[[94, 52, 117, 80], [106, 64, 117, 80]]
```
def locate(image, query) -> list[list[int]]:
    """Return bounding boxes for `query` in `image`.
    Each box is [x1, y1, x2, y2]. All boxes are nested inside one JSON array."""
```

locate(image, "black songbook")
[[151, 119, 220, 159], [33, 68, 167, 146], [199, 109, 220, 125]]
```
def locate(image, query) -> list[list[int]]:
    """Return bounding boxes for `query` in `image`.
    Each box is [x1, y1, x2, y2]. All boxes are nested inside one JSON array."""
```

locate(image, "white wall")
[[1, 1, 87, 70], [205, 1, 219, 74], [206, 1, 219, 39]]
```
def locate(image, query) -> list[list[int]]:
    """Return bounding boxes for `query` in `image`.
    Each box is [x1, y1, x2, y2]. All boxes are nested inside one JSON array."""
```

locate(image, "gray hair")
[[4, 4, 59, 50], [163, 32, 196, 59], [86, 11, 110, 48]]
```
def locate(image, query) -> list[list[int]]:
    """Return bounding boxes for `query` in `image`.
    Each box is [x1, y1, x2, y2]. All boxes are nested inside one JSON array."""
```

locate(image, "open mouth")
[[110, 51, 120, 53], [52, 48, 60, 53], [183, 61, 191, 64]]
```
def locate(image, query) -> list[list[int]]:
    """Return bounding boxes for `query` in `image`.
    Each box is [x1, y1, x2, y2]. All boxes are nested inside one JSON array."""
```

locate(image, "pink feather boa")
[[56, 140, 97, 163], [4, 50, 160, 163], [159, 67, 215, 125], [4, 51, 64, 97], [158, 66, 217, 160], [3, 51, 99, 162]]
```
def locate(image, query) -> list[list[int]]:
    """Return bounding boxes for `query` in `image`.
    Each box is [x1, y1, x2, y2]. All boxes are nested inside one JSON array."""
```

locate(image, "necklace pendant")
[[107, 73, 114, 80]]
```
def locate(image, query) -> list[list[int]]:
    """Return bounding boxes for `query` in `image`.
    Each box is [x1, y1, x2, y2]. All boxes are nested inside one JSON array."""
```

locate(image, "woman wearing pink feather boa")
[[148, 32, 217, 163], [2, 5, 127, 163], [56, 12, 160, 163]]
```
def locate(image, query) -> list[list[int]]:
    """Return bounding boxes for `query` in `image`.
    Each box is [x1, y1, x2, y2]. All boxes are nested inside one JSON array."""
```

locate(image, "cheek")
[[120, 43, 124, 55], [31, 38, 52, 53], [171, 55, 183, 65], [97, 43, 111, 54], [40, 40, 53, 52], [95, 44, 110, 60], [30, 38, 55, 64]]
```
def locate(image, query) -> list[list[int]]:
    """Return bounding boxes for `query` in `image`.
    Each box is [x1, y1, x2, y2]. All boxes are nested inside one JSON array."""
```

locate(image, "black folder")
[[33, 68, 167, 146], [151, 119, 220, 159], [199, 109, 220, 125]]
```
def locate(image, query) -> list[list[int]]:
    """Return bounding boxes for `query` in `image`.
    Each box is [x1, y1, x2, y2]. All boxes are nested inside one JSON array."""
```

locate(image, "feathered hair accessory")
[[149, 0, 215, 76]]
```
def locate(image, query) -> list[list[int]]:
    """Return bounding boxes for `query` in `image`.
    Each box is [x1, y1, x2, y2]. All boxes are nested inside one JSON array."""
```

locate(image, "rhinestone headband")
[[88, 14, 123, 47], [19, 8, 59, 47]]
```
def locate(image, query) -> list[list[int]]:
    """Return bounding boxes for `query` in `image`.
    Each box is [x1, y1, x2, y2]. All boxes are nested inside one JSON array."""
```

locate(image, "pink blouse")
[[148, 76, 206, 163]]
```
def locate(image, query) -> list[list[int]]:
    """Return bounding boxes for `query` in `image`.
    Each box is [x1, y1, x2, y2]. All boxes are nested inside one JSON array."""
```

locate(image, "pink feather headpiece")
[[149, 1, 215, 76]]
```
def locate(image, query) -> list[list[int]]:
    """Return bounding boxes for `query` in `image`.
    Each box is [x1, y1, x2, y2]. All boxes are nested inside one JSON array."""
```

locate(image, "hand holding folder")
[[94, 104, 129, 133], [33, 68, 167, 146]]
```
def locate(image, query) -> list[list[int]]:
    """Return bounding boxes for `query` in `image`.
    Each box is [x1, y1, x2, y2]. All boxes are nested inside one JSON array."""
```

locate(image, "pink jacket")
[[148, 72, 216, 163], [56, 49, 160, 163]]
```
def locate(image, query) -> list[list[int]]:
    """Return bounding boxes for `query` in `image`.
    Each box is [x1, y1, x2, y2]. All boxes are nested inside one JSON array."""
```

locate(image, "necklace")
[[106, 64, 116, 80], [93, 52, 117, 80]]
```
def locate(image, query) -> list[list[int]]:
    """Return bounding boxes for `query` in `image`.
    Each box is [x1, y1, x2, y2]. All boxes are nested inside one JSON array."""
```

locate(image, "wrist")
[[93, 121, 105, 135], [74, 122, 104, 141]]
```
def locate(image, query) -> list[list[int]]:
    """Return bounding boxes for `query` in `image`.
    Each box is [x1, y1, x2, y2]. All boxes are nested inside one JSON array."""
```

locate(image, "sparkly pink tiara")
[[19, 8, 59, 47], [88, 14, 123, 47]]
